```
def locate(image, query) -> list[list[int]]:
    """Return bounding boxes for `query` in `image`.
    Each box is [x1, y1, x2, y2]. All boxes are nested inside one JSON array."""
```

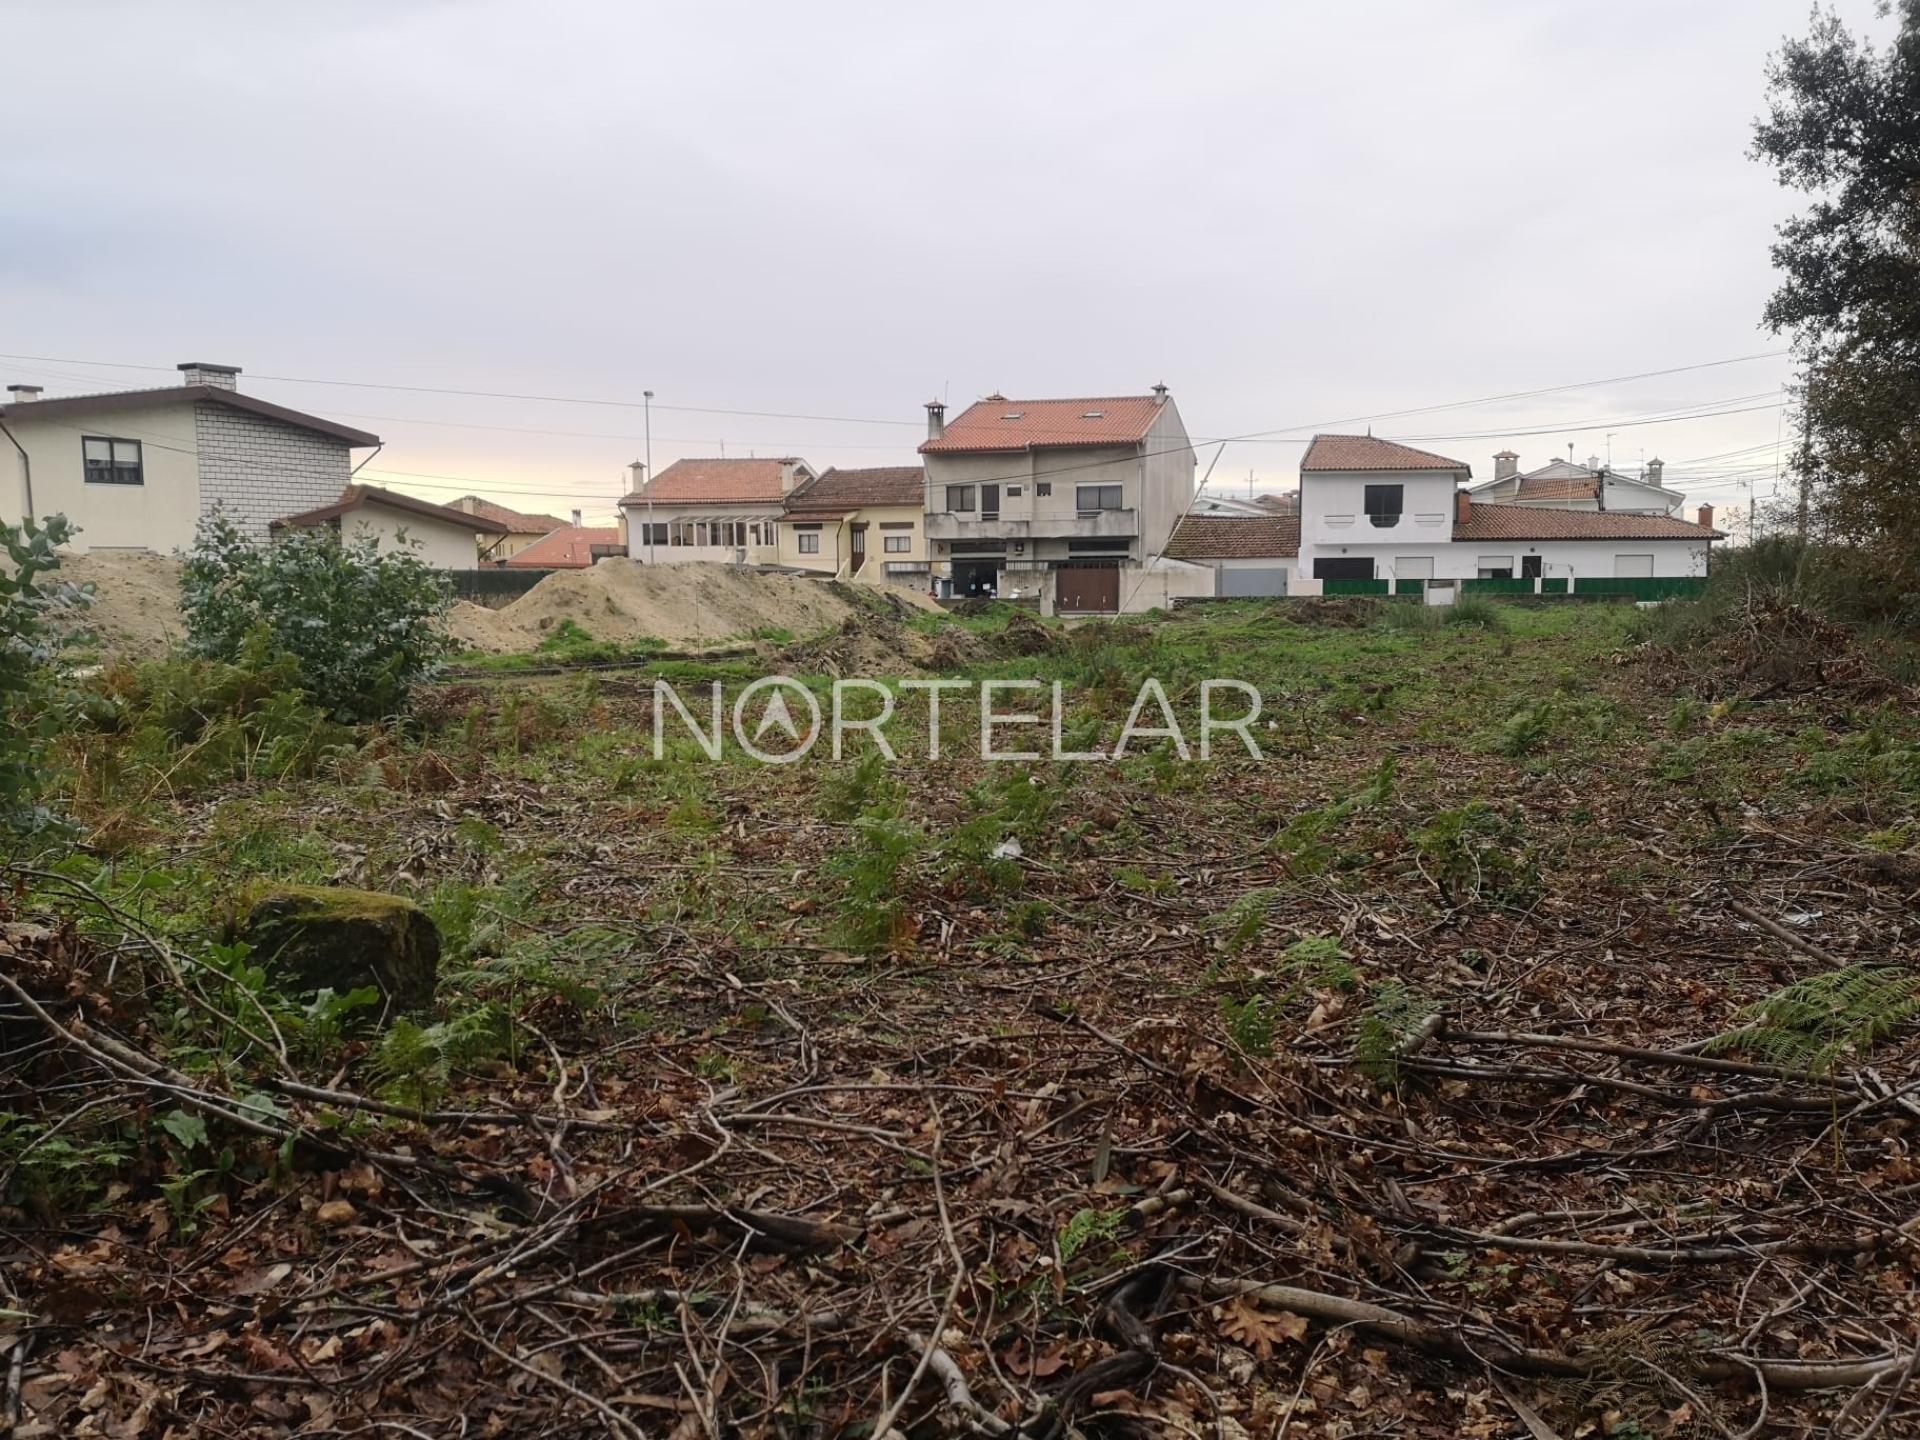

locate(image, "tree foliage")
[[180, 512, 454, 723], [0, 514, 87, 838], [1753, 2, 1920, 587]]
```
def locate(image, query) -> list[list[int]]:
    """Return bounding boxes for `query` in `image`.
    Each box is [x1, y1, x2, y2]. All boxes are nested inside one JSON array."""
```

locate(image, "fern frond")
[[1354, 982, 1438, 1086], [1706, 964, 1920, 1076]]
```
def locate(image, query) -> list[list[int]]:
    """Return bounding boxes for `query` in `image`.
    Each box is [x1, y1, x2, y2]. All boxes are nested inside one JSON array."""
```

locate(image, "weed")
[[824, 813, 925, 952], [1354, 982, 1440, 1087]]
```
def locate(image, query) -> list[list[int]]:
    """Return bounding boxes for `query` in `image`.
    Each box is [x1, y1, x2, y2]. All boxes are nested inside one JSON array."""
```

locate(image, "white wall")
[[2, 399, 204, 552], [340, 506, 482, 570], [1294, 537, 1709, 583], [1301, 468, 1458, 552], [622, 500, 778, 564]]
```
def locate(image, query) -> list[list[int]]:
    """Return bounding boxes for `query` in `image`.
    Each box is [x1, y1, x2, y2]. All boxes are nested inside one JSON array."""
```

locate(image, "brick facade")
[[192, 403, 355, 539]]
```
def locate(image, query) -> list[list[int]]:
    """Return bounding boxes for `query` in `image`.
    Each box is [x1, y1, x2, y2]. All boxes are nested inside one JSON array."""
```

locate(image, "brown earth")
[[50, 551, 187, 659]]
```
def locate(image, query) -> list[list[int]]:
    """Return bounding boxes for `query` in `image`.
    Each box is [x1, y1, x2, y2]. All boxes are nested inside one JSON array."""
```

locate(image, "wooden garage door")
[[1056, 566, 1120, 613]]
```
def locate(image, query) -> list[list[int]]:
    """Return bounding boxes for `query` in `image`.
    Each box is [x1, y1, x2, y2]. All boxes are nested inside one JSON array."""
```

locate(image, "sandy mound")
[[51, 551, 186, 659], [449, 560, 887, 653]]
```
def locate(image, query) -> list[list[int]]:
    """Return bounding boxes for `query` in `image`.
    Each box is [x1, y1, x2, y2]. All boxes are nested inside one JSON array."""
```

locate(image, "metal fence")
[[449, 569, 560, 606]]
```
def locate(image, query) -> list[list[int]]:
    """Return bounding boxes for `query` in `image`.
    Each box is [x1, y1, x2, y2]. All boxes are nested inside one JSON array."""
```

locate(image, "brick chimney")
[[571, 508, 583, 527], [1697, 503, 1714, 530], [1152, 381, 1168, 407], [1493, 449, 1518, 482], [178, 361, 240, 391], [5, 385, 42, 403], [1646, 457, 1664, 487], [924, 399, 946, 442], [1456, 490, 1472, 526]]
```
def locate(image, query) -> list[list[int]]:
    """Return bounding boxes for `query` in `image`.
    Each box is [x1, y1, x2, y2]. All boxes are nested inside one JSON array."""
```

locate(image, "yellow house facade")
[[776, 467, 929, 583]]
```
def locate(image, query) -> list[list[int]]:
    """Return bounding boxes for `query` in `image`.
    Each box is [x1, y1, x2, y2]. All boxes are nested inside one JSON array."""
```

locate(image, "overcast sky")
[[1, 1, 1887, 530]]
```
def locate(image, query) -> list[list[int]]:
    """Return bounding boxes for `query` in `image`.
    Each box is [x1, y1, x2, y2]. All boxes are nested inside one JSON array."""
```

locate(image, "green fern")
[[1283, 935, 1358, 991], [1211, 888, 1279, 955], [367, 1004, 512, 1109], [1354, 982, 1439, 1086], [1057, 1206, 1124, 1263], [1706, 965, 1920, 1076]]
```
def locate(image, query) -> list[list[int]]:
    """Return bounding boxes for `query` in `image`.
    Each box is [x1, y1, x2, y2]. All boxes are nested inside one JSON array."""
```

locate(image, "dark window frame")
[[1363, 483, 1403, 527], [796, 532, 821, 555], [83, 434, 144, 486], [1036, 482, 1053, 497], [945, 484, 976, 513], [882, 533, 911, 554], [1076, 483, 1123, 514]]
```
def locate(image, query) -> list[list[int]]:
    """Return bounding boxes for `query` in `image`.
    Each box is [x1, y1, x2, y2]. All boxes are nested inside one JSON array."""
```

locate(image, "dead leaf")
[[1215, 1296, 1309, 1359], [315, 1200, 358, 1228]]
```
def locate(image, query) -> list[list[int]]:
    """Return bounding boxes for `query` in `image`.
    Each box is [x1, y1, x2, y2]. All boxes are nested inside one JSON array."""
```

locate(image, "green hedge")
[[1574, 577, 1709, 600]]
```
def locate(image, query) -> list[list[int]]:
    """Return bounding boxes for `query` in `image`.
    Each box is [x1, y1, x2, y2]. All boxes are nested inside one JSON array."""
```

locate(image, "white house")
[[1166, 434, 1720, 593], [0, 363, 381, 551], [919, 386, 1211, 613], [617, 457, 814, 565], [1471, 451, 1683, 516], [272, 484, 508, 570]]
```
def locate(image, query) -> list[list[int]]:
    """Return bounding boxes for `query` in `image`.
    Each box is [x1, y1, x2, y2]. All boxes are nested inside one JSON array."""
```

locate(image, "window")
[[797, 533, 820, 555], [83, 436, 143, 485], [1363, 484, 1403, 527], [1396, 556, 1435, 581], [946, 484, 976, 512], [1521, 555, 1542, 579], [641, 523, 669, 545], [1005, 485, 1022, 497], [1615, 554, 1654, 577], [1036, 482, 1052, 497], [883, 534, 910, 554], [1476, 555, 1514, 579], [1076, 484, 1123, 513]]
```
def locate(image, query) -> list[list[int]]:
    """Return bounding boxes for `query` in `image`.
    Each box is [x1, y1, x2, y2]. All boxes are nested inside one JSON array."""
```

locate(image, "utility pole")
[[644, 390, 655, 564]]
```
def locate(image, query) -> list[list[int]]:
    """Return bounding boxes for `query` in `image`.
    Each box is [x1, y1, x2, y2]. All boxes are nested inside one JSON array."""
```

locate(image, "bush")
[[0, 515, 89, 838], [181, 513, 453, 722], [1444, 596, 1508, 630]]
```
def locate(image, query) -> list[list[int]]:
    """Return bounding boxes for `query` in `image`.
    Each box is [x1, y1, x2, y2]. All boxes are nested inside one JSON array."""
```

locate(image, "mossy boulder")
[[237, 885, 439, 1014]]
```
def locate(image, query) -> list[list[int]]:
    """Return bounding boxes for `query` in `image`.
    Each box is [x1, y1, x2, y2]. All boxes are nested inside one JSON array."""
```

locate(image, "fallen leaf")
[[1215, 1296, 1309, 1358]]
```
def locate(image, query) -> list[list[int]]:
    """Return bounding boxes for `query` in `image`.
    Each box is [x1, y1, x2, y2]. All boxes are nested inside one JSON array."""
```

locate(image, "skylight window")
[[1082, 410, 1105, 419], [1001, 412, 1025, 420]]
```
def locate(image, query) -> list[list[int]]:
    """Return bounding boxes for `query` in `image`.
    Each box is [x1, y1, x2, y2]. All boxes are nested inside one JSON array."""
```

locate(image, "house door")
[[980, 485, 1001, 520], [1521, 555, 1542, 579], [1312, 557, 1374, 581], [849, 524, 868, 573], [1056, 565, 1120, 613]]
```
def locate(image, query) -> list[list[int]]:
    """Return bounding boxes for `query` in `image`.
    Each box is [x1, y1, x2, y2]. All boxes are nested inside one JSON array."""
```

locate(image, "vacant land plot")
[[8, 600, 1920, 1437]]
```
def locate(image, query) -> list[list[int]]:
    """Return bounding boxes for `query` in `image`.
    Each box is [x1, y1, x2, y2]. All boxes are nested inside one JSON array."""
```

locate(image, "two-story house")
[[0, 362, 380, 551], [616, 456, 816, 565], [1470, 452, 1683, 515], [775, 466, 929, 581], [918, 386, 1198, 612]]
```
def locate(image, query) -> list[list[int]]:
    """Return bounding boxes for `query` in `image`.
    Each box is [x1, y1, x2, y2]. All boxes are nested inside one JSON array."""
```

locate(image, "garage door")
[[1221, 566, 1289, 597], [1056, 566, 1120, 613], [1312, 557, 1374, 581]]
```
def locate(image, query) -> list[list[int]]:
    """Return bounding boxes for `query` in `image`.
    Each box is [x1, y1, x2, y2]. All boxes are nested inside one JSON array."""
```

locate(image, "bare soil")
[[50, 551, 186, 659]]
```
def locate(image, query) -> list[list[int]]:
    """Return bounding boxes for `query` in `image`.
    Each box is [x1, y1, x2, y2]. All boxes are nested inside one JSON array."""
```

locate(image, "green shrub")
[[1445, 596, 1508, 630], [0, 515, 88, 838], [181, 512, 453, 722]]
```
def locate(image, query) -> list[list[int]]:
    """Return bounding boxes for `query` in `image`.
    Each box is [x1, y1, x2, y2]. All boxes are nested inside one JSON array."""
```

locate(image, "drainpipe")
[[0, 418, 30, 522]]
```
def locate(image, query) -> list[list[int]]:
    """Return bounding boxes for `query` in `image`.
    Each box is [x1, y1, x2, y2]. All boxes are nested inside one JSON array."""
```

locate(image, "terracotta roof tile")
[[1302, 435, 1471, 474], [1163, 514, 1301, 560], [785, 466, 925, 511], [501, 525, 620, 568], [1454, 502, 1722, 541], [921, 395, 1167, 453], [273, 484, 509, 535], [618, 457, 806, 506], [1513, 473, 1602, 502]]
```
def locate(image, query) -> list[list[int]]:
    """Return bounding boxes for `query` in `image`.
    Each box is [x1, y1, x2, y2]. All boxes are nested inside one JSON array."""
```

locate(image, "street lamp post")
[[643, 390, 655, 565]]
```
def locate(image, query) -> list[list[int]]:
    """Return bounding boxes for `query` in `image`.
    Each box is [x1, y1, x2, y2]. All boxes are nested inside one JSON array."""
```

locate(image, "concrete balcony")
[[925, 508, 1138, 543]]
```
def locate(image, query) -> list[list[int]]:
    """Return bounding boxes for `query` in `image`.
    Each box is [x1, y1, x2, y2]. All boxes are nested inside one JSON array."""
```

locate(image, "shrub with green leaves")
[[0, 514, 88, 838], [181, 512, 453, 722]]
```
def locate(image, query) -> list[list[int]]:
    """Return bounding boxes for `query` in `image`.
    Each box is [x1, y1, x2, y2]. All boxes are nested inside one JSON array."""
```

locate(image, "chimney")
[[1585, 454, 1600, 473], [571, 508, 582, 528], [1697, 503, 1714, 530], [1152, 381, 1169, 407], [1493, 449, 1518, 482], [627, 460, 647, 492], [1646, 457, 1664, 487], [924, 398, 946, 442], [178, 361, 240, 391], [1455, 489, 1472, 526], [6, 384, 43, 403]]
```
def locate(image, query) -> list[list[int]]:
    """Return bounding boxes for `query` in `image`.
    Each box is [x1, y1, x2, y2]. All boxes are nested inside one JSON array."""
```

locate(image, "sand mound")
[[51, 551, 186, 659], [447, 560, 900, 653]]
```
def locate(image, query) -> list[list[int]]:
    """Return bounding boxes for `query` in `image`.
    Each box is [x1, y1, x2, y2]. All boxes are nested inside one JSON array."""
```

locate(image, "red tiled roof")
[[786, 466, 925, 512], [453, 495, 569, 533], [1163, 514, 1301, 560], [618, 458, 805, 506], [1302, 435, 1471, 474], [921, 395, 1167, 453], [1454, 502, 1722, 541], [273, 484, 509, 534], [502, 525, 620, 568], [1253, 492, 1299, 514], [1514, 473, 1602, 502]]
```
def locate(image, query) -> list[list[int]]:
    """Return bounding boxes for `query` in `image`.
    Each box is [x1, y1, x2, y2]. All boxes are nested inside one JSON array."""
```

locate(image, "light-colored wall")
[[777, 503, 928, 579], [2, 399, 205, 552], [339, 505, 483, 570], [193, 403, 355, 538], [1137, 399, 1196, 556], [1297, 536, 1709, 581], [621, 500, 778, 564], [1301, 468, 1459, 551]]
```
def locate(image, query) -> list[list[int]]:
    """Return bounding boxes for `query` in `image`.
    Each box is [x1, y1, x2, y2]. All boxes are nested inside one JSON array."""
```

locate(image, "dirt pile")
[[772, 609, 939, 676], [446, 561, 936, 653], [49, 551, 186, 659], [1278, 596, 1379, 628]]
